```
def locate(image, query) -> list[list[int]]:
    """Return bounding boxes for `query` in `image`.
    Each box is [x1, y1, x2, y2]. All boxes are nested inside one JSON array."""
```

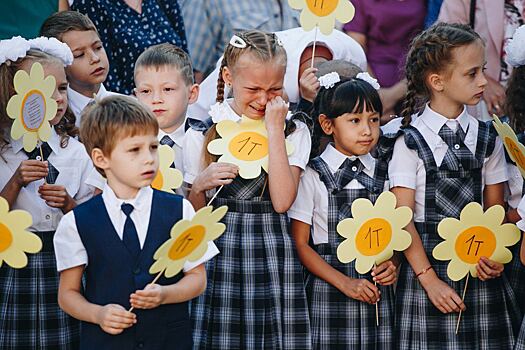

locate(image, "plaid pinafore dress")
[[395, 121, 520, 349], [306, 155, 394, 349], [191, 170, 311, 348]]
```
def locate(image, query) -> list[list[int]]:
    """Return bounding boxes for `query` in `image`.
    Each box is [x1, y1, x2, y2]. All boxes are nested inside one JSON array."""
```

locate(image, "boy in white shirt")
[[40, 11, 118, 126], [54, 96, 217, 349]]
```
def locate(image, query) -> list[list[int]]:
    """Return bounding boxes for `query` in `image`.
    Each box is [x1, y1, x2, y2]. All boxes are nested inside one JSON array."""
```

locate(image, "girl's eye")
[[350, 118, 360, 124], [139, 89, 150, 94], [371, 117, 380, 123]]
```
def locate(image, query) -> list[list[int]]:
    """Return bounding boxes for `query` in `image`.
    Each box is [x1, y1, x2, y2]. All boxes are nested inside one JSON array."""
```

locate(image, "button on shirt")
[[288, 144, 388, 244], [388, 104, 508, 222], [0, 128, 95, 232], [54, 184, 219, 272]]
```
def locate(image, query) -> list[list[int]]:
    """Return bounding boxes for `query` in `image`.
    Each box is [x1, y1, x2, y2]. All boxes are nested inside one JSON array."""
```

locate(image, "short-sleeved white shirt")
[[388, 104, 508, 222], [54, 184, 219, 272], [505, 163, 523, 209], [288, 144, 389, 244], [67, 84, 119, 127], [0, 128, 95, 232], [182, 100, 311, 185]]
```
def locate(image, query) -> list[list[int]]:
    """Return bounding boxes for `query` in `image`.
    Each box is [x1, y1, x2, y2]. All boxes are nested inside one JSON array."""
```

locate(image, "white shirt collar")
[[67, 84, 110, 118], [420, 104, 470, 135], [158, 118, 187, 148], [209, 100, 241, 123], [101, 182, 153, 214], [11, 125, 60, 155], [320, 143, 374, 174]]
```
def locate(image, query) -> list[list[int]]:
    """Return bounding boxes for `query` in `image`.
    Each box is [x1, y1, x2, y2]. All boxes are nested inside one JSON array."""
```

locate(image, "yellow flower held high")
[[288, 0, 355, 35]]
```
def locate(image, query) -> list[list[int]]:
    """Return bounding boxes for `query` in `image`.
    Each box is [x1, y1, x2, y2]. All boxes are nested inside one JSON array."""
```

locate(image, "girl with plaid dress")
[[289, 74, 398, 349], [184, 30, 312, 349], [390, 23, 520, 349], [0, 38, 95, 349]]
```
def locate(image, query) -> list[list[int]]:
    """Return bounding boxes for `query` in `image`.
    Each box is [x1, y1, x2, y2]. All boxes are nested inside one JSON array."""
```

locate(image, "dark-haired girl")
[[390, 23, 519, 348], [289, 73, 397, 349]]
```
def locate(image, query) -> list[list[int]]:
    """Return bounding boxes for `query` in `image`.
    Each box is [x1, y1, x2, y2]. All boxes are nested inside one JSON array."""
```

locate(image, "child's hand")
[[339, 276, 380, 304], [421, 276, 465, 314], [14, 160, 48, 187], [130, 284, 165, 309], [299, 67, 319, 102], [192, 162, 238, 194], [264, 96, 289, 132], [372, 261, 397, 286], [96, 304, 136, 335], [38, 184, 75, 213], [476, 257, 503, 281]]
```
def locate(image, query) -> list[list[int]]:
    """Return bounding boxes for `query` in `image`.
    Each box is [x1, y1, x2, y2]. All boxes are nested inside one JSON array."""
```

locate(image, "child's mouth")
[[91, 67, 106, 76], [141, 170, 155, 178]]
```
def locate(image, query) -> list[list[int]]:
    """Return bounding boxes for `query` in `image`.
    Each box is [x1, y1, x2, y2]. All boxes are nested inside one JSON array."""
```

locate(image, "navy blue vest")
[[74, 189, 192, 350]]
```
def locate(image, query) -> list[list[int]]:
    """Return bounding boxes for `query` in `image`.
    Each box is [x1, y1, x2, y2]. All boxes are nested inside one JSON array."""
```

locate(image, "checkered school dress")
[[307, 156, 394, 350], [395, 121, 520, 350], [191, 173, 312, 349], [0, 231, 80, 349]]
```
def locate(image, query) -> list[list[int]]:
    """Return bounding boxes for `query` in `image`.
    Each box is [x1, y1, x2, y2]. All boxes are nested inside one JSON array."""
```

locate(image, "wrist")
[[417, 268, 437, 288]]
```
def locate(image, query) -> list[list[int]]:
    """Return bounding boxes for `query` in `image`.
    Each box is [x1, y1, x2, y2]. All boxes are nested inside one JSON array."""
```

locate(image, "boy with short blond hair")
[[54, 95, 217, 349], [40, 11, 118, 126]]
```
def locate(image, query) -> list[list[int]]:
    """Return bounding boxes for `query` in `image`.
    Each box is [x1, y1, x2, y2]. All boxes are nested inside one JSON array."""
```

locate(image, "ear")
[[91, 148, 110, 172], [427, 72, 445, 93], [188, 83, 200, 104], [318, 114, 334, 135], [132, 87, 137, 96], [222, 66, 233, 87]]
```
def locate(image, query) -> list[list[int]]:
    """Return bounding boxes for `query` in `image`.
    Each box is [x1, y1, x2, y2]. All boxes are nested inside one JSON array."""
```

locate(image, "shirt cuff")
[[288, 208, 313, 225], [183, 242, 219, 272], [484, 168, 508, 185], [57, 257, 87, 272], [388, 175, 417, 189]]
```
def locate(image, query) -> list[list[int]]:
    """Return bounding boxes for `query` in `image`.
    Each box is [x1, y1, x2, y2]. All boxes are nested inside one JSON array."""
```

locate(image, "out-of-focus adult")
[[72, 0, 188, 95], [344, 0, 426, 123], [439, 0, 523, 119], [425, 0, 444, 28], [0, 0, 69, 39], [180, 0, 299, 82]]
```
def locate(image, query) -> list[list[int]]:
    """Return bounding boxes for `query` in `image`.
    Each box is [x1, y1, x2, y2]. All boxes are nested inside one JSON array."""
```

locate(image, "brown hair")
[[401, 22, 482, 126], [134, 43, 194, 86], [202, 30, 287, 165], [0, 50, 77, 154], [505, 66, 525, 134], [80, 95, 158, 175], [39, 11, 99, 41]]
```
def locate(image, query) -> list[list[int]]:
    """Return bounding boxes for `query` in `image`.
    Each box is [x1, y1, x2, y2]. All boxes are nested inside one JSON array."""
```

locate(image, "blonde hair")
[[80, 95, 158, 175]]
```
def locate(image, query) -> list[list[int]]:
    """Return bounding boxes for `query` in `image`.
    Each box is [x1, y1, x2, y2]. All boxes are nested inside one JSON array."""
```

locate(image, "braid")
[[402, 23, 481, 126], [506, 66, 525, 134], [54, 108, 78, 148], [216, 58, 227, 103]]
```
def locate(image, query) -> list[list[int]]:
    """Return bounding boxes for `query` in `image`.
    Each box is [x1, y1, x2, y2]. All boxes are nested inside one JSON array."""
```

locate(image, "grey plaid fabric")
[[24, 143, 59, 184], [395, 121, 520, 349], [159, 135, 175, 148], [191, 173, 312, 349], [516, 319, 525, 350], [0, 232, 80, 349], [307, 156, 394, 349]]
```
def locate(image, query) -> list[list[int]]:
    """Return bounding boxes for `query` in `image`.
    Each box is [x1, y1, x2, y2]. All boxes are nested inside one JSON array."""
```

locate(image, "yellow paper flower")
[[337, 191, 412, 274], [149, 205, 227, 278], [0, 196, 42, 268], [6, 62, 57, 152], [288, 0, 355, 35], [493, 115, 525, 179], [207, 115, 294, 179], [433, 203, 520, 281], [151, 145, 183, 193]]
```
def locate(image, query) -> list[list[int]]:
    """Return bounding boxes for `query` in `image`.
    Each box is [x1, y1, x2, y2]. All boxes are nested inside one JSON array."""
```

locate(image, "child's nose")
[[89, 51, 101, 64], [256, 92, 268, 106]]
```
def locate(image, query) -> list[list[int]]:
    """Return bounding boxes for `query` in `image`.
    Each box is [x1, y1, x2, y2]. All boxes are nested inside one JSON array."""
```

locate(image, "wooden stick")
[[128, 270, 164, 312], [206, 185, 224, 207], [374, 264, 379, 327], [455, 274, 469, 335], [310, 26, 318, 69], [39, 144, 47, 184]]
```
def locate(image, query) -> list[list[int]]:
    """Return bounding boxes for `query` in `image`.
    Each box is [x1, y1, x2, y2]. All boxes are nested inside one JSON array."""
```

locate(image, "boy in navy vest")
[[53, 95, 218, 349]]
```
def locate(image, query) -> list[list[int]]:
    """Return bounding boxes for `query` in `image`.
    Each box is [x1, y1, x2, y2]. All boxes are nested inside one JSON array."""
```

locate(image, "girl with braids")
[[390, 22, 520, 349], [0, 37, 95, 349], [289, 73, 398, 349], [183, 30, 312, 349]]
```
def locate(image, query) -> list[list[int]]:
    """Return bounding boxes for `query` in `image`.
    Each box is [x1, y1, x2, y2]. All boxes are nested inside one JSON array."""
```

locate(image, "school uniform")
[[0, 128, 95, 349], [389, 104, 519, 349], [289, 144, 393, 349], [67, 84, 119, 127], [514, 199, 525, 349], [184, 101, 312, 349], [54, 184, 219, 350]]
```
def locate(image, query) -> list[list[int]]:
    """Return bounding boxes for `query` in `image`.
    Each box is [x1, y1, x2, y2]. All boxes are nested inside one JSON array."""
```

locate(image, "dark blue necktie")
[[160, 135, 175, 148], [24, 143, 60, 184], [121, 203, 141, 259]]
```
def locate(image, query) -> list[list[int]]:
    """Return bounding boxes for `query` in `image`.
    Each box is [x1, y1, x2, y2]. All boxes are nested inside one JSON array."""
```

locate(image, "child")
[[390, 23, 519, 348], [40, 11, 117, 126], [134, 43, 199, 172], [53, 95, 219, 349], [515, 193, 525, 348], [289, 74, 397, 349], [0, 37, 95, 349], [184, 30, 312, 349]]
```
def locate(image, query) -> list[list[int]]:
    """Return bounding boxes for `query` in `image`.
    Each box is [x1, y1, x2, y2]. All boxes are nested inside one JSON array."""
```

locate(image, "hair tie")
[[28, 37, 74, 66], [0, 36, 31, 66], [356, 72, 381, 90], [318, 72, 341, 89], [229, 35, 248, 49], [506, 25, 525, 68]]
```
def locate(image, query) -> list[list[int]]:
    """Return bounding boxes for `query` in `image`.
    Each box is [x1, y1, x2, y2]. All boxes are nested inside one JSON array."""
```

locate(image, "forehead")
[[232, 53, 285, 85], [62, 30, 100, 49], [449, 41, 485, 72], [135, 65, 185, 85]]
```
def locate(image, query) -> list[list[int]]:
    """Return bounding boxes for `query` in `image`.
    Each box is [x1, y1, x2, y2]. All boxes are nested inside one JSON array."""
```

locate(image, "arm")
[[129, 264, 207, 309], [58, 265, 136, 335]]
